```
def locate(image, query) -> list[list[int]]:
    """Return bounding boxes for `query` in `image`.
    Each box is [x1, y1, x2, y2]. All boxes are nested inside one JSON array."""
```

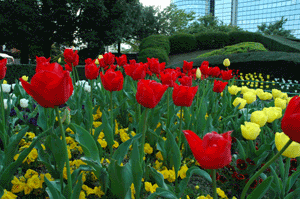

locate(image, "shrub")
[[197, 42, 268, 58], [139, 35, 170, 55], [169, 33, 197, 55], [195, 31, 230, 50], [228, 31, 262, 45], [138, 47, 169, 65]]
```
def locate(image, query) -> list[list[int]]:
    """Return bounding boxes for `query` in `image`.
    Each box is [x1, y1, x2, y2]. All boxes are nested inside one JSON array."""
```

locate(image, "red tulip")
[[200, 61, 210, 78], [160, 70, 179, 87], [208, 66, 220, 78], [136, 79, 168, 109], [281, 95, 300, 143], [221, 69, 233, 80], [0, 58, 7, 80], [213, 80, 228, 93], [103, 52, 115, 66], [36, 56, 51, 73], [178, 76, 193, 87], [115, 54, 127, 67], [100, 68, 123, 92], [124, 61, 147, 81], [64, 48, 79, 67], [147, 58, 161, 75], [172, 83, 198, 107], [85, 58, 100, 80], [183, 130, 232, 169], [65, 63, 73, 72], [183, 60, 193, 74], [19, 63, 73, 108]]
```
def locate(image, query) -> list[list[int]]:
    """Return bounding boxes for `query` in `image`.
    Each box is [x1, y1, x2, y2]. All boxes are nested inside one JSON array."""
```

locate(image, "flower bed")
[[0, 52, 299, 199]]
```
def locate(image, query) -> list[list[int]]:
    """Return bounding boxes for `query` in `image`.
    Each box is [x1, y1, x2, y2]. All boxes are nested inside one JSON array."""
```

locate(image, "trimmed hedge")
[[139, 35, 170, 55], [194, 32, 230, 50], [169, 33, 197, 55], [138, 47, 169, 65]]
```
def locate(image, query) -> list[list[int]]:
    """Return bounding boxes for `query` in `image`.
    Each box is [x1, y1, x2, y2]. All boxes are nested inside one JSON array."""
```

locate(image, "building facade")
[[171, 0, 300, 38]]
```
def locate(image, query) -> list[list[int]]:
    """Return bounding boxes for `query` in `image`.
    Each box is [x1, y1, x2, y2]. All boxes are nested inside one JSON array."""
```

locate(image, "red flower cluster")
[[85, 58, 100, 80], [0, 59, 7, 80], [64, 49, 79, 71]]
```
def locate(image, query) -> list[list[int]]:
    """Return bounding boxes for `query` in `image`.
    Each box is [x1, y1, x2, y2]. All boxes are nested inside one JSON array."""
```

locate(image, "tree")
[[184, 14, 244, 34], [257, 16, 296, 38]]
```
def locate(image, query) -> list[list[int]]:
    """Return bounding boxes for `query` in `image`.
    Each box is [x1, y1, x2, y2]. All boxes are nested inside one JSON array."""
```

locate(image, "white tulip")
[[84, 84, 91, 93], [20, 98, 29, 108], [3, 99, 12, 109], [1, 84, 11, 93], [9, 93, 16, 98], [12, 84, 16, 90]]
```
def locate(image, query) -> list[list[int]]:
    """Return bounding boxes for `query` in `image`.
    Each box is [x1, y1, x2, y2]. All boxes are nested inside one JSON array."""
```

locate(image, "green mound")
[[197, 42, 268, 58]]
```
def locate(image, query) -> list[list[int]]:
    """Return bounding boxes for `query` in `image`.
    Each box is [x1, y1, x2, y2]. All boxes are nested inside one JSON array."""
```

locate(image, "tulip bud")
[[95, 59, 99, 65], [196, 68, 201, 79], [22, 75, 28, 82], [58, 57, 62, 63], [98, 55, 103, 59], [223, 58, 230, 67], [3, 80, 7, 84]]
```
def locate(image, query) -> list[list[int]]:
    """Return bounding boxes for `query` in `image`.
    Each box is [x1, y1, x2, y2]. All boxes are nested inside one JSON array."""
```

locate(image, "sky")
[[139, 0, 170, 11]]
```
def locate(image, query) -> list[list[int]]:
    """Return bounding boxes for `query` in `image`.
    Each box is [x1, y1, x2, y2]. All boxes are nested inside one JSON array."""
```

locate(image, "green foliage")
[[197, 42, 268, 58], [139, 35, 170, 55], [77, 47, 105, 65], [228, 31, 263, 45], [257, 16, 296, 39], [138, 47, 169, 64], [169, 33, 197, 54], [194, 31, 230, 50]]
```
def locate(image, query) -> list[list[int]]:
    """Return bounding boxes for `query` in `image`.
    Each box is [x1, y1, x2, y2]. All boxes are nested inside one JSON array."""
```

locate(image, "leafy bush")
[[139, 35, 170, 55], [194, 31, 230, 50], [228, 31, 263, 45], [78, 47, 105, 65], [169, 33, 197, 55], [138, 47, 169, 65], [197, 42, 268, 58]]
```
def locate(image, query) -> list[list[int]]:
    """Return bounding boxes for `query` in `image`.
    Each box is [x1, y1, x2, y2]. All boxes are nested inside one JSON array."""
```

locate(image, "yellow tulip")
[[196, 68, 201, 79], [275, 132, 300, 158], [250, 110, 268, 127], [241, 122, 261, 140], [223, 58, 230, 67], [232, 97, 247, 109]]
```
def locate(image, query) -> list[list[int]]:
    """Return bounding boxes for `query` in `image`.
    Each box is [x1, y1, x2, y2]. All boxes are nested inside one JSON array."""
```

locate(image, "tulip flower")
[[19, 63, 73, 108], [100, 69, 123, 92], [0, 59, 7, 80], [178, 76, 193, 87], [208, 66, 220, 78], [183, 130, 232, 169], [250, 110, 268, 127], [213, 80, 228, 93], [147, 58, 162, 75], [223, 58, 230, 67], [200, 61, 210, 78], [115, 54, 127, 67], [281, 96, 300, 143], [160, 70, 179, 87], [63, 48, 79, 67], [196, 68, 201, 79], [241, 122, 261, 140], [221, 69, 233, 80], [136, 79, 168, 109], [243, 91, 256, 104], [183, 60, 193, 74], [275, 132, 300, 158], [228, 85, 241, 95], [36, 56, 51, 73], [124, 61, 147, 81], [103, 52, 115, 66], [85, 59, 100, 80], [172, 83, 198, 107], [275, 98, 287, 110]]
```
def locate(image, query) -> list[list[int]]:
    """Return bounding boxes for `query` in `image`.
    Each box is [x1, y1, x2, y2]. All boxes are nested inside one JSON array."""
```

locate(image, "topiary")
[[139, 35, 170, 55], [138, 47, 169, 65], [169, 33, 197, 55]]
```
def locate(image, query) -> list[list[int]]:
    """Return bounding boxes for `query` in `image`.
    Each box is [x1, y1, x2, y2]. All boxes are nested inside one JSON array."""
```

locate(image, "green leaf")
[[149, 166, 170, 191], [269, 164, 282, 196], [108, 159, 133, 199], [285, 167, 300, 195], [112, 133, 142, 166], [235, 138, 246, 160], [247, 176, 273, 199], [131, 141, 142, 199], [148, 188, 178, 199], [71, 173, 83, 199], [44, 178, 66, 199], [37, 105, 48, 131], [69, 123, 100, 163], [284, 187, 300, 199], [178, 166, 212, 198], [45, 134, 66, 173], [101, 110, 114, 153], [0, 186, 3, 199], [255, 144, 271, 156]]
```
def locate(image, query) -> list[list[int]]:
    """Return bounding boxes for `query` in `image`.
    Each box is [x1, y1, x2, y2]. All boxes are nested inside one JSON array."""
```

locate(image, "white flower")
[[96, 82, 102, 90], [84, 84, 91, 93], [20, 98, 29, 108], [9, 93, 16, 98], [76, 80, 88, 87], [3, 99, 12, 109], [294, 80, 298, 84], [282, 78, 285, 83], [1, 84, 11, 93], [12, 84, 16, 90]]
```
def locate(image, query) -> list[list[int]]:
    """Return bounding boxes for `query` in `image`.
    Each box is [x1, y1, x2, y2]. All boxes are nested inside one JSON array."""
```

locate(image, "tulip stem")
[[240, 139, 293, 199], [54, 106, 72, 198], [74, 65, 80, 83], [0, 79, 7, 148], [167, 88, 170, 128], [110, 91, 114, 156], [140, 108, 149, 164], [178, 106, 183, 151], [212, 169, 217, 199], [90, 79, 94, 135]]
